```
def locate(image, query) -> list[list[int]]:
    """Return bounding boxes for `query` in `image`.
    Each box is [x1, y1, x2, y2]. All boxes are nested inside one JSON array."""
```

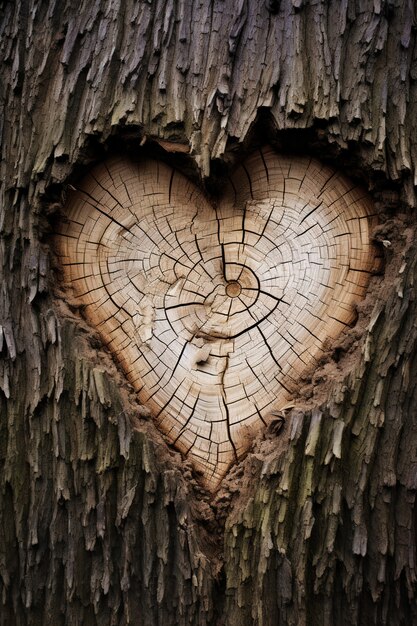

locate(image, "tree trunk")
[[1, 2, 416, 625]]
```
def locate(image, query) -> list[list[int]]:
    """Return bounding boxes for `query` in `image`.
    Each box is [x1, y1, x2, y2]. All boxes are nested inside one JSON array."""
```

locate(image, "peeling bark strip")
[[55, 147, 379, 488], [1, 1, 417, 625], [0, 319, 216, 626], [223, 247, 417, 626], [0, 1, 416, 197]]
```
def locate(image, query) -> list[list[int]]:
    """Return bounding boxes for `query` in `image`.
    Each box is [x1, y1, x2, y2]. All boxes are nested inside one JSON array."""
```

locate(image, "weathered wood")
[[0, 1, 416, 625], [55, 148, 379, 488]]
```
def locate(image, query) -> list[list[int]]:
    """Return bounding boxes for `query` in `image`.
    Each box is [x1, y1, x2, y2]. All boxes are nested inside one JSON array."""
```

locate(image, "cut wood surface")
[[2, 2, 417, 623], [56, 146, 378, 487]]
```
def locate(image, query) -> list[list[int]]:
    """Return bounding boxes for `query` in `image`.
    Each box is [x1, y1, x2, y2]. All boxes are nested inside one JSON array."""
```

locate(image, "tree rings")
[[55, 147, 379, 488]]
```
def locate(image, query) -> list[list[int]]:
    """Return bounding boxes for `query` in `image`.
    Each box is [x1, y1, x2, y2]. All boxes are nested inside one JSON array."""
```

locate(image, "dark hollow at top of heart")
[[55, 146, 379, 489]]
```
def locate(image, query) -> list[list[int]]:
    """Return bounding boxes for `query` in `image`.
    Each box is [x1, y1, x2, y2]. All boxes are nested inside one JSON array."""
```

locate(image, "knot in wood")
[[226, 281, 242, 298]]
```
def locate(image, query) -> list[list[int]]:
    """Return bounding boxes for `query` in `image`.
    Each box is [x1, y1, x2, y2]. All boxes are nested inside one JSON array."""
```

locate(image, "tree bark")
[[1, 1, 417, 625]]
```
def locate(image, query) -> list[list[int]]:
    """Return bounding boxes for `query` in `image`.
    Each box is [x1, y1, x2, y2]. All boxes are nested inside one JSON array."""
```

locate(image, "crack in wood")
[[55, 147, 379, 488]]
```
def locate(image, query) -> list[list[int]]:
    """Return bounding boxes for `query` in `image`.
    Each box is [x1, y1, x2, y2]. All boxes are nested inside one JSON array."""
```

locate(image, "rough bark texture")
[[1, 1, 417, 625]]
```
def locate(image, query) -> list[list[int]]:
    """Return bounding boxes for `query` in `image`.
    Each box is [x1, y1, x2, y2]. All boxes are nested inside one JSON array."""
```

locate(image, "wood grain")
[[1, 3, 417, 623], [55, 147, 378, 487]]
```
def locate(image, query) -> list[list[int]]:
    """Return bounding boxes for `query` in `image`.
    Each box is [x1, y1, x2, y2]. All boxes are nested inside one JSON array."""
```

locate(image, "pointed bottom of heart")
[[141, 379, 288, 491]]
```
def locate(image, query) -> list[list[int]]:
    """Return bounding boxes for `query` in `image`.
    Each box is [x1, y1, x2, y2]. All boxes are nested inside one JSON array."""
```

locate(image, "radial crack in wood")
[[55, 146, 379, 488]]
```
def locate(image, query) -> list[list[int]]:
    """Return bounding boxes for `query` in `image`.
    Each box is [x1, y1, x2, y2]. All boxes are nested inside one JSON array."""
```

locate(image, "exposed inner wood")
[[55, 146, 379, 488]]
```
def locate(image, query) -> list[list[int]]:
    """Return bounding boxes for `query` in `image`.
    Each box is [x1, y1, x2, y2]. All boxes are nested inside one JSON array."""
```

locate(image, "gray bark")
[[1, 1, 417, 625]]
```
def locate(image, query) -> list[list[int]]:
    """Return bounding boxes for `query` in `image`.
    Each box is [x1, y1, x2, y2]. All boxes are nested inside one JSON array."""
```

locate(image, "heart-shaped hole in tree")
[[55, 146, 380, 489]]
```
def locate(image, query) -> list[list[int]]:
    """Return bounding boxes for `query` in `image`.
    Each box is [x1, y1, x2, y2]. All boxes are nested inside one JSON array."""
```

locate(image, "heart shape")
[[56, 147, 378, 488]]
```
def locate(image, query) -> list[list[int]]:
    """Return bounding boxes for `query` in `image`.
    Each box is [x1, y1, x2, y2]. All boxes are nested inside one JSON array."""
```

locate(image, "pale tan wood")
[[55, 147, 379, 488]]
